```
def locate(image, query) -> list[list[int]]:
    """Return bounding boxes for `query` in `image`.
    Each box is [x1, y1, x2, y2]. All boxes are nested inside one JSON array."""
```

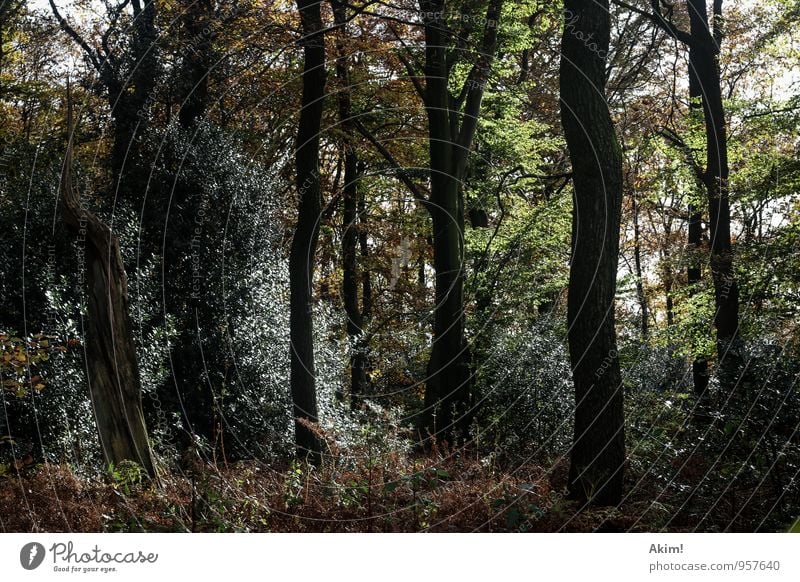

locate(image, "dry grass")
[[0, 446, 634, 532]]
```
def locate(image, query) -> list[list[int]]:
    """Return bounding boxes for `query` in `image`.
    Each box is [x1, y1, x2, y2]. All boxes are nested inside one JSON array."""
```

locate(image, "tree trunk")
[[60, 89, 156, 478], [289, 0, 325, 462], [686, 4, 709, 398], [333, 0, 368, 408], [687, 0, 739, 374], [687, 203, 708, 397], [358, 187, 372, 321], [632, 197, 648, 338], [419, 0, 501, 445], [560, 0, 625, 506], [177, 0, 213, 128]]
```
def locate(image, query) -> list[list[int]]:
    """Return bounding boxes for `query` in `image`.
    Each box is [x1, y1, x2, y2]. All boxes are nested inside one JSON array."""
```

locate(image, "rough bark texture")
[[560, 0, 625, 506], [60, 88, 156, 478], [289, 0, 325, 462]]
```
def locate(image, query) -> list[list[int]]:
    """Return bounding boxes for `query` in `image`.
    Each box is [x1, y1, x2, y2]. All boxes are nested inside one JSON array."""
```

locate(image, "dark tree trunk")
[[358, 187, 372, 321], [659, 219, 675, 326], [333, 0, 368, 408], [632, 197, 648, 338], [289, 0, 325, 462], [560, 0, 625, 506], [687, 0, 739, 374], [418, 0, 502, 445], [686, 4, 709, 398], [110, 0, 159, 182], [687, 203, 708, 397], [60, 91, 156, 478], [177, 0, 213, 128]]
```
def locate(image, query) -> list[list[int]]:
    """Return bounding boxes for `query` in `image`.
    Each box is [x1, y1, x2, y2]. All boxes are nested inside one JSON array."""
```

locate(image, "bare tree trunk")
[[560, 0, 625, 506], [632, 197, 649, 338], [333, 0, 368, 408], [289, 0, 325, 462], [418, 0, 502, 445], [60, 87, 156, 478]]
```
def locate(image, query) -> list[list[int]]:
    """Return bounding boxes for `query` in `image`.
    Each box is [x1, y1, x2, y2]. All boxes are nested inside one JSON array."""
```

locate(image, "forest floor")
[[0, 447, 773, 533]]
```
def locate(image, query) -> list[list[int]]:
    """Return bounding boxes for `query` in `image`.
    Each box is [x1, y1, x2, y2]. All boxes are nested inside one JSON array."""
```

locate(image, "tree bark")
[[333, 0, 368, 408], [177, 0, 213, 128], [632, 197, 649, 338], [289, 0, 325, 462], [60, 87, 156, 478], [560, 0, 625, 506], [418, 0, 502, 445], [686, 0, 739, 375]]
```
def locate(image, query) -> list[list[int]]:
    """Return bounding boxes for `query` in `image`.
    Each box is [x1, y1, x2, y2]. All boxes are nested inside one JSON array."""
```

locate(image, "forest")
[[0, 0, 799, 533]]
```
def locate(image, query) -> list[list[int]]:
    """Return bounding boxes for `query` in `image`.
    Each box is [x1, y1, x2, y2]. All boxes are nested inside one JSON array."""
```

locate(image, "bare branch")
[[49, 0, 103, 73], [352, 118, 428, 204], [611, 0, 694, 46]]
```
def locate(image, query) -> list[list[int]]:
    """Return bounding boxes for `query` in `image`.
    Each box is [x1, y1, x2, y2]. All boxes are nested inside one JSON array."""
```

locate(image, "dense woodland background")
[[1, 0, 799, 532]]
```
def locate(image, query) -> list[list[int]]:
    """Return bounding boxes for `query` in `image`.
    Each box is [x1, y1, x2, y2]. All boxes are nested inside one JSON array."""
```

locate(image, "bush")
[[473, 318, 573, 459]]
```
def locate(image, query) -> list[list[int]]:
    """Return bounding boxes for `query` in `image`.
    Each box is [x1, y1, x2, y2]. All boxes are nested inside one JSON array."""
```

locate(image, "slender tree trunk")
[[632, 197, 648, 338], [333, 0, 368, 408], [687, 203, 708, 397], [688, 0, 739, 372], [686, 6, 710, 398], [177, 0, 213, 128], [289, 0, 325, 462], [60, 88, 156, 478], [661, 238, 675, 326], [419, 0, 501, 445], [560, 0, 625, 506], [358, 187, 372, 321]]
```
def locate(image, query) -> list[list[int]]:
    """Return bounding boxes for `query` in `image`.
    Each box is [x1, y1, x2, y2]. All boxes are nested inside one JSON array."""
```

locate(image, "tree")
[[50, 0, 158, 183], [617, 0, 740, 384], [49, 1, 160, 477], [560, 0, 625, 505], [333, 0, 369, 408], [176, 0, 213, 128], [351, 1, 503, 443], [686, 0, 739, 383], [60, 83, 156, 478], [418, 0, 503, 444], [289, 0, 326, 462]]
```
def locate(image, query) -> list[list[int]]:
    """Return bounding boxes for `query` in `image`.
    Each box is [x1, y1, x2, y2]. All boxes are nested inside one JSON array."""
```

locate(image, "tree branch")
[[453, 0, 502, 176], [352, 118, 428, 203], [49, 0, 103, 73], [611, 0, 694, 46]]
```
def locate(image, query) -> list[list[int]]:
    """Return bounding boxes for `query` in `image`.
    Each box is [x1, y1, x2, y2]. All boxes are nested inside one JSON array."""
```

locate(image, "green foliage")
[[0, 332, 55, 398], [473, 319, 573, 458], [107, 460, 145, 496]]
